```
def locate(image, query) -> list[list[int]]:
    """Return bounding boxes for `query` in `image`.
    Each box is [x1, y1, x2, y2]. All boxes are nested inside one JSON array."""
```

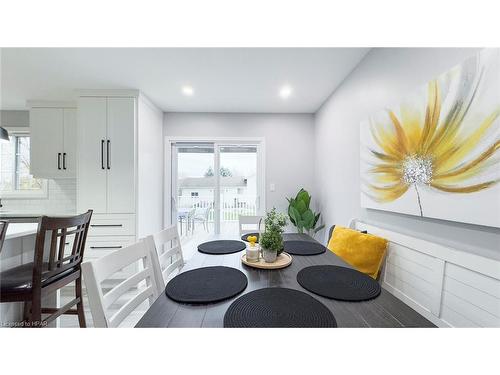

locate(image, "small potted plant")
[[259, 208, 287, 263]]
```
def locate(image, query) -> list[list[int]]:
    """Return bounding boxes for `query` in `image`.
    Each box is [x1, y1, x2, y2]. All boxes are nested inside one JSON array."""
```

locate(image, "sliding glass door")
[[170, 140, 263, 239], [218, 145, 260, 235], [171, 143, 216, 237]]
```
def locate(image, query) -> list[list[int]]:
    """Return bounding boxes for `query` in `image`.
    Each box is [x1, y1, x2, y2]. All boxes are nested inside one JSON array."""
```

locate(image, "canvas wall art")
[[361, 48, 500, 227]]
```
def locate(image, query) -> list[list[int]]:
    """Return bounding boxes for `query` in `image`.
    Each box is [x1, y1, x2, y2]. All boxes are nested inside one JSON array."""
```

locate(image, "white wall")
[[164, 112, 316, 214], [137, 96, 164, 238], [315, 47, 500, 260]]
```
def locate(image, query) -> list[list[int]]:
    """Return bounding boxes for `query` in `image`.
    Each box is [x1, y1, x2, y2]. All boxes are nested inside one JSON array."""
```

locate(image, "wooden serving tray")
[[241, 252, 293, 269]]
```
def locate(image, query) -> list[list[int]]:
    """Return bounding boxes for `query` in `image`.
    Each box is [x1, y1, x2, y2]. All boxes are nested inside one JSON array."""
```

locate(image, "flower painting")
[[361, 49, 500, 227]]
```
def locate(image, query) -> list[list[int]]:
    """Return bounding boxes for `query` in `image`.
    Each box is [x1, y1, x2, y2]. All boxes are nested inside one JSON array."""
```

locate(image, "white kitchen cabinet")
[[76, 90, 163, 282], [28, 102, 77, 178], [77, 96, 135, 214], [106, 97, 136, 213], [77, 97, 108, 213]]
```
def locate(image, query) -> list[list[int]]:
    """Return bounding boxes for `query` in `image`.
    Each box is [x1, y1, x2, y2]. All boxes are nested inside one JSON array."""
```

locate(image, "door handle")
[[101, 140, 105, 169], [63, 153, 67, 170], [107, 140, 111, 169], [57, 153, 62, 170]]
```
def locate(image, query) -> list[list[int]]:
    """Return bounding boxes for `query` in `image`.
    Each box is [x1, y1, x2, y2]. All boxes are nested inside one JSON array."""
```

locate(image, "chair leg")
[[23, 301, 32, 323], [30, 296, 42, 328], [75, 277, 86, 328]]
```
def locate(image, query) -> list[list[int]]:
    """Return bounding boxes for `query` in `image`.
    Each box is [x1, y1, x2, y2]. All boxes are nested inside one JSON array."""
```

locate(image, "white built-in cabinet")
[[76, 90, 164, 280], [77, 96, 135, 214], [28, 102, 77, 178]]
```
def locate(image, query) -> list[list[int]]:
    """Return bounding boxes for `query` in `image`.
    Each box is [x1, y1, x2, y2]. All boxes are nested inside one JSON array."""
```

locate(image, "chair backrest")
[[0, 220, 9, 253], [32, 211, 93, 292], [143, 225, 184, 291], [238, 215, 263, 237], [81, 240, 160, 328]]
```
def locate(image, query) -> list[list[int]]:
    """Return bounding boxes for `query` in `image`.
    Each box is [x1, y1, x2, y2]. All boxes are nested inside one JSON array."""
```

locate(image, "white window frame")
[[0, 127, 48, 199]]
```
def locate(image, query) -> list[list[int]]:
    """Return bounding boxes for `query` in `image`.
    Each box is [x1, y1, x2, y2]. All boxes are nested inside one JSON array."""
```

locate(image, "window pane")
[[15, 136, 42, 190], [0, 136, 14, 191], [0, 134, 44, 193]]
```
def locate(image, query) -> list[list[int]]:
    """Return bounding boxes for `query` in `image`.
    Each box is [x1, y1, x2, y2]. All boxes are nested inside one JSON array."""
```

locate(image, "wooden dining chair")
[[0, 211, 93, 327], [143, 225, 184, 291], [81, 240, 160, 328], [238, 215, 263, 237], [0, 220, 8, 253]]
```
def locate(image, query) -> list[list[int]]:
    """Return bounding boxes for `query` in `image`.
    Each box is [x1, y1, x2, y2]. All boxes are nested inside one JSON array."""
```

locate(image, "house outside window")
[[0, 129, 47, 198], [191, 192, 199, 197]]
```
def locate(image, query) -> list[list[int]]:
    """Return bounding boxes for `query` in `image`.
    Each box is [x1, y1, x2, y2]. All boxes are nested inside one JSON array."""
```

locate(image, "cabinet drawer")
[[84, 235, 135, 256], [88, 214, 136, 236], [84, 236, 137, 281]]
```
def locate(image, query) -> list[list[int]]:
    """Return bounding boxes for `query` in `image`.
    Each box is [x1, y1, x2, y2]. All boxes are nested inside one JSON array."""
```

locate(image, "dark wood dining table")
[[136, 233, 435, 328]]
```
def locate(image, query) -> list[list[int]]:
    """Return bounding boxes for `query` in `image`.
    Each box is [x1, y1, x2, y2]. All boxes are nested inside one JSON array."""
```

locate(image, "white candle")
[[246, 244, 260, 262]]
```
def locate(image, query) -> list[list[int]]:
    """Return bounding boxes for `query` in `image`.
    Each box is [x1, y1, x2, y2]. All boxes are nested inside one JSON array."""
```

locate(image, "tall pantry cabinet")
[[76, 90, 164, 274]]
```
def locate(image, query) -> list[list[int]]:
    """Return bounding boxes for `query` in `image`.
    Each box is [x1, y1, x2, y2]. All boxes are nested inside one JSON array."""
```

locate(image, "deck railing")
[[177, 195, 257, 221]]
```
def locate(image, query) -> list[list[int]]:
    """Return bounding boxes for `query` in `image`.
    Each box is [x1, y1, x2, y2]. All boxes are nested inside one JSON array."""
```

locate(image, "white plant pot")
[[262, 248, 277, 263]]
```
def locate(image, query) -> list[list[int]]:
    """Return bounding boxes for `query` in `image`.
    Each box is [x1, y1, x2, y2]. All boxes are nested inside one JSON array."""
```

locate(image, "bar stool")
[[0, 211, 92, 327], [0, 221, 8, 253]]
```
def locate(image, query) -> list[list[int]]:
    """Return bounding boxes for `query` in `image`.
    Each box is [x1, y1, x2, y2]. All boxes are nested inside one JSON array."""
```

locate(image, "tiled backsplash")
[[1, 178, 76, 214]]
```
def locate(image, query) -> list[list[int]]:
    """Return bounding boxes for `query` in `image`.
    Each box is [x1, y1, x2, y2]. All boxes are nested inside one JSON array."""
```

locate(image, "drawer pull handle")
[[90, 224, 123, 227], [90, 246, 123, 249]]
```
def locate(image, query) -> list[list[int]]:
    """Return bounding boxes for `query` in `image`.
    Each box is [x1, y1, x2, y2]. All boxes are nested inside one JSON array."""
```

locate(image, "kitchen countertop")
[[5, 223, 39, 240], [0, 211, 76, 219]]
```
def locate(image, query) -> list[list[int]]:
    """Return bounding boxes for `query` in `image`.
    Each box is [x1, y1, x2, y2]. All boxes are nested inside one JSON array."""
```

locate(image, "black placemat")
[[166, 266, 247, 304], [297, 265, 381, 301], [198, 240, 246, 255], [283, 240, 326, 256], [223, 288, 337, 328], [241, 232, 260, 242]]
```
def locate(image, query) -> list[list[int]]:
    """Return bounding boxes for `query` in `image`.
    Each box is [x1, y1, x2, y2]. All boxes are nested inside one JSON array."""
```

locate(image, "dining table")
[[136, 233, 435, 328]]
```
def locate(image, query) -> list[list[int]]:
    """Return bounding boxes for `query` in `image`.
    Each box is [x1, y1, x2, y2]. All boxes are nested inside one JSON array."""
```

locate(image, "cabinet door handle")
[[57, 153, 62, 170], [90, 246, 123, 249], [63, 153, 67, 170], [101, 140, 105, 169], [90, 224, 123, 227], [107, 140, 111, 169]]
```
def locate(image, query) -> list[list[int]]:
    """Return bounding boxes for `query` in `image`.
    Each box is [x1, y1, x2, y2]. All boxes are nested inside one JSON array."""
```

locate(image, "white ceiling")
[[1, 48, 369, 113]]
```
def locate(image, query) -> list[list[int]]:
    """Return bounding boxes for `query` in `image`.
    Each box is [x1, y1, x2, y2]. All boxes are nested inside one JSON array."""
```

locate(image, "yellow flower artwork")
[[361, 49, 500, 227]]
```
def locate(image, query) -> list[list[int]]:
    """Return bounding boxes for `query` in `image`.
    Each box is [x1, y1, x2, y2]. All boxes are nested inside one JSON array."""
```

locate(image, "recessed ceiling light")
[[279, 85, 293, 99], [182, 85, 194, 96]]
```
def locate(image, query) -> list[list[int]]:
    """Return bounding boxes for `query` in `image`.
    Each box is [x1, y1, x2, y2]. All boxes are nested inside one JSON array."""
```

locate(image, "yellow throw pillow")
[[327, 226, 388, 279]]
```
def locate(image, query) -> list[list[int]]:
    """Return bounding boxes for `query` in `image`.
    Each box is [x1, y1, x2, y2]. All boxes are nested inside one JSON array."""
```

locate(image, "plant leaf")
[[289, 206, 301, 226], [314, 224, 325, 233], [313, 212, 321, 227], [295, 199, 307, 215]]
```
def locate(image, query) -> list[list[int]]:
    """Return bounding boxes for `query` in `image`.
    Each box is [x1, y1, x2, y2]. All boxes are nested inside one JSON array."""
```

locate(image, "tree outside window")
[[0, 131, 47, 198]]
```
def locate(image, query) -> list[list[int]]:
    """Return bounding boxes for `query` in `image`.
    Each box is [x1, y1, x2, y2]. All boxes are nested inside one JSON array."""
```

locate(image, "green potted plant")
[[287, 188, 325, 235], [259, 208, 287, 263]]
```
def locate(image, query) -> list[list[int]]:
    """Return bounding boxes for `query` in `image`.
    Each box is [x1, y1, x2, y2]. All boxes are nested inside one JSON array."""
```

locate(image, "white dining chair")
[[143, 225, 184, 291], [81, 241, 160, 328], [238, 215, 263, 237]]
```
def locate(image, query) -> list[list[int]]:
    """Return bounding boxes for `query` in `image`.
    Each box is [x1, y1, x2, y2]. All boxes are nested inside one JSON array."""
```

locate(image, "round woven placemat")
[[198, 240, 246, 255], [283, 240, 326, 256], [166, 266, 247, 304], [223, 287, 337, 328], [297, 265, 381, 301]]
